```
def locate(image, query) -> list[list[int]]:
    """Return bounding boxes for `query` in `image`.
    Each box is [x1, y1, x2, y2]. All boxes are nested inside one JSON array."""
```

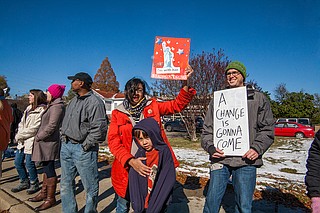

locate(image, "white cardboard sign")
[[213, 87, 250, 156]]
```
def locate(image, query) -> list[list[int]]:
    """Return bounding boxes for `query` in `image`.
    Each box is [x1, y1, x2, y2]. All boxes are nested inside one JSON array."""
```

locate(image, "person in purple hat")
[[28, 84, 66, 211]]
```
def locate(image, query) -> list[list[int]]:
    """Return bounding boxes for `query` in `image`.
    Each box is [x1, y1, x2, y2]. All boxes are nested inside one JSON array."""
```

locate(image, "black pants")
[[42, 161, 56, 178]]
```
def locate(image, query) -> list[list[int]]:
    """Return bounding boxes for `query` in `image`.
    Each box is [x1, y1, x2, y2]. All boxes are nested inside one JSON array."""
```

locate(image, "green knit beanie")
[[225, 61, 246, 79]]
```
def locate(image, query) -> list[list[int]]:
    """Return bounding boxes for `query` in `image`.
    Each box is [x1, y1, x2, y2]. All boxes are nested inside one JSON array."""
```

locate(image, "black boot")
[[11, 179, 30, 193], [27, 179, 40, 194]]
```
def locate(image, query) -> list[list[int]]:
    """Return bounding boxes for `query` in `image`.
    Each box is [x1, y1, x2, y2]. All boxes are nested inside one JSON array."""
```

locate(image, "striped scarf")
[[123, 97, 148, 123]]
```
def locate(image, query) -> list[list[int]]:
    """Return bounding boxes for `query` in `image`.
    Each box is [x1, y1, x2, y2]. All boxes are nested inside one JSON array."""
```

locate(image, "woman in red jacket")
[[108, 66, 196, 212]]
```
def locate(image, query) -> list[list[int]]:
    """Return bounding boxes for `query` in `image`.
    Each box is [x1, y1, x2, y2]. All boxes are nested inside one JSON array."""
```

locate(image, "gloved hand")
[[311, 197, 320, 212]]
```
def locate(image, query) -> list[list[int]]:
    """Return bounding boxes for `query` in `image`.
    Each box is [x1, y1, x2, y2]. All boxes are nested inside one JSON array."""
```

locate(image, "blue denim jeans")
[[60, 142, 99, 213], [116, 195, 130, 213], [203, 164, 256, 213], [14, 148, 38, 182]]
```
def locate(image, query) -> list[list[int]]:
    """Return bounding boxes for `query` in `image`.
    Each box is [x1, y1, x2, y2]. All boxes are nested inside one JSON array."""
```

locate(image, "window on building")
[[105, 101, 112, 111]]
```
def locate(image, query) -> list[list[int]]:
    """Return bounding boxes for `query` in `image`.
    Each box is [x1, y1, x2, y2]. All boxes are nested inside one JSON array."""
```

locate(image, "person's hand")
[[182, 64, 194, 92], [243, 148, 259, 161], [185, 64, 194, 79], [312, 197, 320, 212], [212, 148, 225, 159], [128, 157, 151, 177]]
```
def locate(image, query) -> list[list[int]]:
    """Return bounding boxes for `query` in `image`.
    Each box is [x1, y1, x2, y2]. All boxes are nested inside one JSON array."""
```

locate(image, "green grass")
[[264, 157, 286, 164], [178, 159, 211, 168], [279, 168, 298, 174], [169, 137, 202, 149], [167, 135, 304, 150]]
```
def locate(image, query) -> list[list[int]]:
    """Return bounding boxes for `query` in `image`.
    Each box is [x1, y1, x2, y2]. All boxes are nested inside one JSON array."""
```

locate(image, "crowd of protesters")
[[0, 61, 319, 213]]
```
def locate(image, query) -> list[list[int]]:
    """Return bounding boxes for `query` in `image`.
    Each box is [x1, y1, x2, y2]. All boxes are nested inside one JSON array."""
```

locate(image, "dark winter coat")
[[11, 106, 22, 133], [305, 130, 320, 198], [32, 98, 65, 161], [129, 117, 176, 213]]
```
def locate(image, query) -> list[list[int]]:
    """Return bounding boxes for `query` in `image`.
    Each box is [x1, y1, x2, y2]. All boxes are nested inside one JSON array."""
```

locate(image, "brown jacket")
[[32, 98, 65, 162]]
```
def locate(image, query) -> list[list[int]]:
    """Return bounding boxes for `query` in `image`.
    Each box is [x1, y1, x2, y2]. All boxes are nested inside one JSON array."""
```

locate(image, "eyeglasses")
[[226, 71, 241, 77]]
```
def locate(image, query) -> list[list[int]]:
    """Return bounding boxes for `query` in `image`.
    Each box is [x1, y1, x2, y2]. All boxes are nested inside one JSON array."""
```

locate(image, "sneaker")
[[27, 180, 40, 194], [11, 179, 30, 193]]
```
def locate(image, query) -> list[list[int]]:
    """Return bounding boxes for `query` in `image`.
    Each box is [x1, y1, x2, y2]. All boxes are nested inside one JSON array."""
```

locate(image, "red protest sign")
[[151, 36, 190, 80]]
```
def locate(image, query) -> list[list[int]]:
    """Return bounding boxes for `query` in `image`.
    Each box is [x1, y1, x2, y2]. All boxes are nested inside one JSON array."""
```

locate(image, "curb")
[[0, 190, 35, 213]]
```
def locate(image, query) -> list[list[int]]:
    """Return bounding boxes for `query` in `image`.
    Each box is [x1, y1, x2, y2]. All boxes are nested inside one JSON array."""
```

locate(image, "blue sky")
[[0, 0, 319, 99]]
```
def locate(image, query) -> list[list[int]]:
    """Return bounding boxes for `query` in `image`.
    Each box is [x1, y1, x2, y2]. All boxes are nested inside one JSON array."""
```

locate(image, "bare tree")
[[313, 93, 320, 109], [274, 83, 289, 104], [188, 49, 229, 114], [92, 57, 120, 92], [152, 49, 229, 141]]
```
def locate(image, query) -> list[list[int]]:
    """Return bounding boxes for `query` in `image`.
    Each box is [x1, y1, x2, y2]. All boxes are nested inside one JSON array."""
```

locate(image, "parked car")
[[164, 117, 204, 132], [164, 119, 186, 132], [274, 121, 315, 138], [276, 118, 312, 127]]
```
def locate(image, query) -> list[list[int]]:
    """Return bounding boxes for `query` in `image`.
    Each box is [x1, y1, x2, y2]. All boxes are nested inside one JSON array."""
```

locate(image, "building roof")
[[93, 89, 125, 99]]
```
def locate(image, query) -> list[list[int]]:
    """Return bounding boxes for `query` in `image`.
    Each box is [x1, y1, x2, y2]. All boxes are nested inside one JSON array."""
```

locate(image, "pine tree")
[[65, 89, 76, 103], [0, 75, 10, 96], [92, 57, 119, 92]]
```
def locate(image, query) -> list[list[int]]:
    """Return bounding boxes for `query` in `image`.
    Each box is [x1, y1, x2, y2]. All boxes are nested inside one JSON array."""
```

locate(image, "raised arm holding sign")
[[108, 59, 196, 212]]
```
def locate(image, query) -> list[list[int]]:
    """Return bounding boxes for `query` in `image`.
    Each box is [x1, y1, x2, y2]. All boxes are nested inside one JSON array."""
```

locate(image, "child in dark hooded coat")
[[129, 117, 176, 213]]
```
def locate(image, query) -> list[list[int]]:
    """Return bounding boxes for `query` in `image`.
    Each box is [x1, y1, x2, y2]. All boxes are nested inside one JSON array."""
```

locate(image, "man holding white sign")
[[201, 61, 274, 213]]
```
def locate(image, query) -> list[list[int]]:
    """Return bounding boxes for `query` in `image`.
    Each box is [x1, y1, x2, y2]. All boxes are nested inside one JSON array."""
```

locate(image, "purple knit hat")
[[47, 84, 66, 99]]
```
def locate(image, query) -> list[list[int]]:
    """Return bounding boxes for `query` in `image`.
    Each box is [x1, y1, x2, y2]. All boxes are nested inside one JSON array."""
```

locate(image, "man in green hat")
[[201, 61, 274, 213]]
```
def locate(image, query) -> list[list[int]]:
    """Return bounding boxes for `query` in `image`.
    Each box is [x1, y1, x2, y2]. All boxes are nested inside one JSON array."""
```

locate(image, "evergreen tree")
[[65, 89, 76, 103], [0, 75, 7, 89], [0, 75, 10, 96], [92, 57, 119, 92]]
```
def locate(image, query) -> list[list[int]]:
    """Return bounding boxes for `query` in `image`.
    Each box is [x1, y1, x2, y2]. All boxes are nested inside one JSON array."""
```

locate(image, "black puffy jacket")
[[306, 130, 320, 197]]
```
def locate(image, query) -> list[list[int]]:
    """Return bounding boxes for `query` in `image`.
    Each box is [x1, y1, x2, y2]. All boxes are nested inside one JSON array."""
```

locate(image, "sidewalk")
[[0, 147, 309, 213], [0, 152, 205, 213]]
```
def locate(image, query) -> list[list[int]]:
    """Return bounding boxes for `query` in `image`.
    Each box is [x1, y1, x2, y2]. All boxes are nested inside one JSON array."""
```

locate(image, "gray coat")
[[32, 98, 65, 162], [60, 91, 107, 150], [201, 85, 274, 167]]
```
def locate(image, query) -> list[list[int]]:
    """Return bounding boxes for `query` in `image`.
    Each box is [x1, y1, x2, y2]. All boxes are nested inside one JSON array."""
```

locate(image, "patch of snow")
[[174, 138, 313, 187], [100, 137, 314, 188]]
